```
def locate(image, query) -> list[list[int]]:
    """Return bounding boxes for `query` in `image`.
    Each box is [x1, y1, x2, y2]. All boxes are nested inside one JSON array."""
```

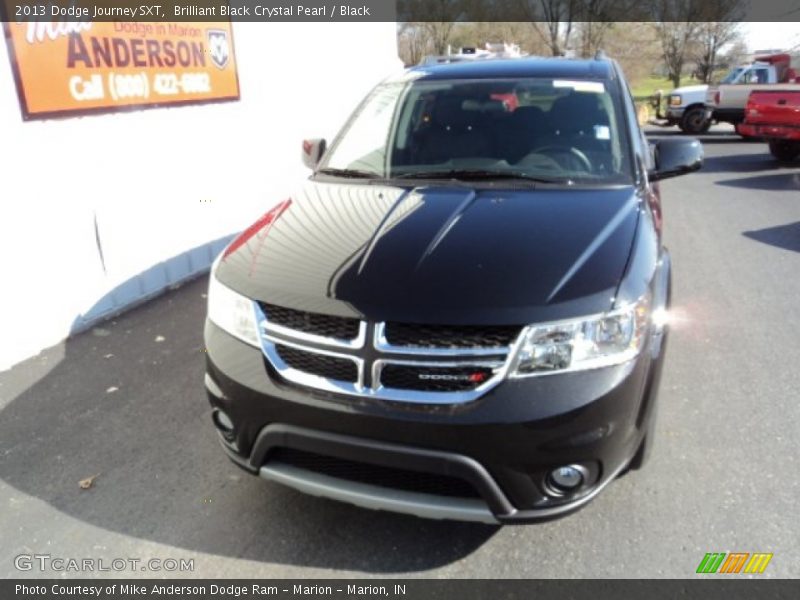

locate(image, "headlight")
[[207, 274, 259, 347], [669, 95, 682, 106], [509, 295, 650, 377]]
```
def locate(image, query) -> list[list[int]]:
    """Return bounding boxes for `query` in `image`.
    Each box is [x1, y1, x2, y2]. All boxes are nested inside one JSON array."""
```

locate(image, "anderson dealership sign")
[[3, 20, 240, 119]]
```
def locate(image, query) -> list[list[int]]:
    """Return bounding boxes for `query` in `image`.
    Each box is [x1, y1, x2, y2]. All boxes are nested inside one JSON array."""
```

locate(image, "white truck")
[[651, 84, 710, 134]]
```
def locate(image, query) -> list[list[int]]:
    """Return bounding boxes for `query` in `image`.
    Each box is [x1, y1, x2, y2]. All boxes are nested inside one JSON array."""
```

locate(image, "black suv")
[[204, 57, 702, 523]]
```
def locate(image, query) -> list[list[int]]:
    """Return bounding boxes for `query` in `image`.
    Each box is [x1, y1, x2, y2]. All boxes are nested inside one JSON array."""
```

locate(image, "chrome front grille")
[[255, 303, 522, 404]]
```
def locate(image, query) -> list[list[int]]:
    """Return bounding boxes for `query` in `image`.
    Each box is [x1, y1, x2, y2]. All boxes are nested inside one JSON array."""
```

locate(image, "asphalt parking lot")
[[1, 125, 798, 579]]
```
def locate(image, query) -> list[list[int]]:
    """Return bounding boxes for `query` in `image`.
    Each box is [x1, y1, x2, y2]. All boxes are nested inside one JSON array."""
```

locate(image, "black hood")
[[216, 181, 640, 325]]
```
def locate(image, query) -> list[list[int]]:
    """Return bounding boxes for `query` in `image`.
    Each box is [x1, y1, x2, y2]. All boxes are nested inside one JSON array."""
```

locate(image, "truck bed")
[[740, 89, 800, 140]]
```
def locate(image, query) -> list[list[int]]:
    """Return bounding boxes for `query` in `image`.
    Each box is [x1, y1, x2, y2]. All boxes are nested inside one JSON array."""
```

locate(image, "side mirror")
[[302, 138, 326, 170], [648, 138, 703, 182]]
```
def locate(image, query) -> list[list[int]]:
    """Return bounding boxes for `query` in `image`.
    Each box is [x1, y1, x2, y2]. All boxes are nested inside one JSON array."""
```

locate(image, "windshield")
[[321, 77, 634, 184], [720, 67, 744, 84]]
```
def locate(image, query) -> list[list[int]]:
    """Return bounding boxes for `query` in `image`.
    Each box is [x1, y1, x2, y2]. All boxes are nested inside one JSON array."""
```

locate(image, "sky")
[[743, 22, 800, 52]]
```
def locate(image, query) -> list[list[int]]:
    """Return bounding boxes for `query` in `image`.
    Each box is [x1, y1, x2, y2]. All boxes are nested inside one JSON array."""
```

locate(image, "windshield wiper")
[[316, 167, 382, 179], [394, 169, 572, 184]]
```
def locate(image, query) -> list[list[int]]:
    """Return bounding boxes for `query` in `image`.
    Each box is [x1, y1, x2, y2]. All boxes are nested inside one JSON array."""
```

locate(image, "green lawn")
[[630, 76, 675, 101], [630, 71, 728, 100]]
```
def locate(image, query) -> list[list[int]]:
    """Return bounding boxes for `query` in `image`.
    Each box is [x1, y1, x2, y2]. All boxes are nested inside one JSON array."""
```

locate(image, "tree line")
[[398, 0, 748, 88]]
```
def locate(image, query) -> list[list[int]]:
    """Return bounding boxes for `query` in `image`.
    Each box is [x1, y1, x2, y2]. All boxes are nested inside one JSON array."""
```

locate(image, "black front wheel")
[[768, 140, 800, 162], [679, 107, 711, 134]]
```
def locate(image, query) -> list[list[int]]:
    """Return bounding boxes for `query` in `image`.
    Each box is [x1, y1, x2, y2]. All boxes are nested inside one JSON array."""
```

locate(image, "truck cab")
[[719, 62, 784, 86]]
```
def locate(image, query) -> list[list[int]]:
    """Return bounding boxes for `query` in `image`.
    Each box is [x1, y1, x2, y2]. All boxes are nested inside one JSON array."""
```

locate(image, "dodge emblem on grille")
[[418, 372, 488, 383]]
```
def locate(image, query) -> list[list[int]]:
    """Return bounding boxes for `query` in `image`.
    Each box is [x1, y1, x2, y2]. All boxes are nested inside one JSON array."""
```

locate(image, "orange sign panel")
[[4, 21, 240, 119]]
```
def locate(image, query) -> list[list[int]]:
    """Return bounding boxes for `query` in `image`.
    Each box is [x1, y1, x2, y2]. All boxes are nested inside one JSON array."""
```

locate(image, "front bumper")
[[204, 317, 666, 523], [737, 123, 800, 141], [665, 107, 685, 120]]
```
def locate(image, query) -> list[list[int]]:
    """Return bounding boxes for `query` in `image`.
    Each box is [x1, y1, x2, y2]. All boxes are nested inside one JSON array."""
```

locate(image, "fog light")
[[212, 409, 234, 434], [547, 465, 586, 492]]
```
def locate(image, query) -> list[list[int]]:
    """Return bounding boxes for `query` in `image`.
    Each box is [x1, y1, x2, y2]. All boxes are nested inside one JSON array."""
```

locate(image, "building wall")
[[0, 22, 401, 371]]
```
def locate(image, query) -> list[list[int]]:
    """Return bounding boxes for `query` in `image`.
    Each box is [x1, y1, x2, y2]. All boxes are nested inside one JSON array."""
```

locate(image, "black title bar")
[[2, 0, 800, 22], [5, 579, 800, 600]]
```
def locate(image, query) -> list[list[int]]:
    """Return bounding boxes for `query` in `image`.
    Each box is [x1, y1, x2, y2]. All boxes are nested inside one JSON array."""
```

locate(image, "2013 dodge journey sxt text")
[[204, 56, 703, 523]]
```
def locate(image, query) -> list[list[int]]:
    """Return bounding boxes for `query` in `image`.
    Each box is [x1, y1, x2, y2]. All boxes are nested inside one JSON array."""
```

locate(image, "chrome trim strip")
[[260, 463, 499, 524], [376, 358, 505, 369], [373, 322, 512, 357], [260, 318, 367, 350]]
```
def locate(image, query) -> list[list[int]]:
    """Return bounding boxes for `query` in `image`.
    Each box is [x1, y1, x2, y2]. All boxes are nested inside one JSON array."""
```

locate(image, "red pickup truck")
[[739, 89, 800, 161]]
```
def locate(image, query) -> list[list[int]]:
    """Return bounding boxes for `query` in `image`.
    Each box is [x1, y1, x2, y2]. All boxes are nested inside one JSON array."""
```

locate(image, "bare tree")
[[422, 22, 457, 54], [652, 0, 747, 88], [655, 22, 697, 87], [540, 0, 577, 55], [517, 0, 579, 56], [603, 23, 663, 83], [518, 0, 646, 58], [573, 1, 618, 57], [573, 0, 645, 57], [575, 21, 611, 58], [693, 21, 741, 83], [398, 23, 427, 66], [718, 38, 748, 70], [689, 1, 744, 82], [398, 0, 466, 55], [651, 0, 707, 87]]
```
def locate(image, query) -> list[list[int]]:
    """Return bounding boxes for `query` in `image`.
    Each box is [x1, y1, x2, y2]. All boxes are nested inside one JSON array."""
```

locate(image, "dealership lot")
[[0, 126, 798, 578]]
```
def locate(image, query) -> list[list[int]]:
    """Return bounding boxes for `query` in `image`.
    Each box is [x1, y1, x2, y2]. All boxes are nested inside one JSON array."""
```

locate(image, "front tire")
[[768, 140, 800, 162], [679, 107, 710, 134]]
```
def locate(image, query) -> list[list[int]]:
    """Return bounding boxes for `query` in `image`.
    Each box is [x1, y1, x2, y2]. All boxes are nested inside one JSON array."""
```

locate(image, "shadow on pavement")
[[716, 171, 800, 191], [0, 276, 497, 574], [743, 221, 800, 254], [699, 152, 777, 174]]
